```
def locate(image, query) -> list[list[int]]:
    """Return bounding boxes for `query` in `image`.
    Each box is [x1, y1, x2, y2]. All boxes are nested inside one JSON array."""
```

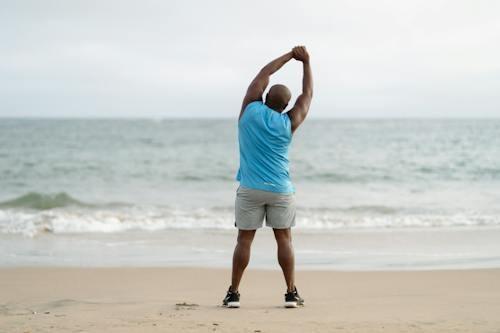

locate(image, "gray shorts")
[[235, 185, 296, 230]]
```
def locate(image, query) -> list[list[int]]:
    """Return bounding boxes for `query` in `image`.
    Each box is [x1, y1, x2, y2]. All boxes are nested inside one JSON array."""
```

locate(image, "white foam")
[[1, 207, 499, 237]]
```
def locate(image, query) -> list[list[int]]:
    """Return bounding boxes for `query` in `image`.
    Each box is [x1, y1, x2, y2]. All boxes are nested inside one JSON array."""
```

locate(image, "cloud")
[[1, 0, 499, 117]]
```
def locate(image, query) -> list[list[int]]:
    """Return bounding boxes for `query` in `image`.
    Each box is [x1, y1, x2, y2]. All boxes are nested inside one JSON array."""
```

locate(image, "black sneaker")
[[284, 286, 304, 308], [222, 286, 240, 308]]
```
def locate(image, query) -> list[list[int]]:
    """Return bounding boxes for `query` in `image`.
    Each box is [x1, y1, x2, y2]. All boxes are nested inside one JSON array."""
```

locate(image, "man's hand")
[[292, 46, 310, 64]]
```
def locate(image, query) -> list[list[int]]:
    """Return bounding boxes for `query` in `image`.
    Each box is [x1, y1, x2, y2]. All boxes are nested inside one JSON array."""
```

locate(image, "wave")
[[0, 192, 467, 218], [0, 192, 90, 210], [0, 206, 234, 237], [340, 205, 398, 214]]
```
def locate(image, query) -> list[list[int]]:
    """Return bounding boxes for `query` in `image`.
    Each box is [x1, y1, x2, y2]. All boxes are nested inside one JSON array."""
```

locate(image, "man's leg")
[[230, 229, 256, 291], [273, 228, 295, 292]]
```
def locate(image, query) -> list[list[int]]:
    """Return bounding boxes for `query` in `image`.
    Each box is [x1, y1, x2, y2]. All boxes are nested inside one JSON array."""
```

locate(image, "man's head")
[[265, 84, 291, 112]]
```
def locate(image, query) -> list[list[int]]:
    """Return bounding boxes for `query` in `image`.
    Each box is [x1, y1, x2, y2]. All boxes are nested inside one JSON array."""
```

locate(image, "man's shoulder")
[[240, 101, 264, 122], [245, 100, 263, 111]]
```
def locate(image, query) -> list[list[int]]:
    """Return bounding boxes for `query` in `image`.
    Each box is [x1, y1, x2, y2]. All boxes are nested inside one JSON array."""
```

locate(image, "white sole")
[[284, 301, 298, 308], [226, 301, 240, 308]]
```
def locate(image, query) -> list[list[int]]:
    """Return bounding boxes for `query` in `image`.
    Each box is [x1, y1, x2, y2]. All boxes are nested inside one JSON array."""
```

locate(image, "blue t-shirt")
[[236, 101, 294, 193]]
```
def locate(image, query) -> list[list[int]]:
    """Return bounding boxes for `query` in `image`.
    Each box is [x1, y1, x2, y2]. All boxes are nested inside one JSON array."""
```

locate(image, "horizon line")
[[1, 116, 500, 120]]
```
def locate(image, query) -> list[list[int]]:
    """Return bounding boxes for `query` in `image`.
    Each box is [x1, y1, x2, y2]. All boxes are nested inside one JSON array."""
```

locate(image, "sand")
[[1, 267, 499, 332]]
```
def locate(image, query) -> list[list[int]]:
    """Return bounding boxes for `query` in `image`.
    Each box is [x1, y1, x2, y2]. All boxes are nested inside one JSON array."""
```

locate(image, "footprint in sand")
[[175, 302, 199, 311]]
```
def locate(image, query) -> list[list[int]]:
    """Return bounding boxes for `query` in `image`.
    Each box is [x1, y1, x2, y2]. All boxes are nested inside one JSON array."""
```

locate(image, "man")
[[223, 46, 313, 308]]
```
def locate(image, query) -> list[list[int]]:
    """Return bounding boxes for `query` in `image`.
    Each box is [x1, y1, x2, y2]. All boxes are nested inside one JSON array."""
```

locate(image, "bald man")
[[223, 46, 313, 308]]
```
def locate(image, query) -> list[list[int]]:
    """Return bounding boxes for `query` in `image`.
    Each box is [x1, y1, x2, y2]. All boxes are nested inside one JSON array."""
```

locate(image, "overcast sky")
[[1, 0, 499, 118]]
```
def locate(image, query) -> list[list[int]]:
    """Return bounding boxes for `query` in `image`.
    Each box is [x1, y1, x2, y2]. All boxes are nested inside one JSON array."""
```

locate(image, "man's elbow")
[[259, 67, 272, 76], [303, 90, 313, 99]]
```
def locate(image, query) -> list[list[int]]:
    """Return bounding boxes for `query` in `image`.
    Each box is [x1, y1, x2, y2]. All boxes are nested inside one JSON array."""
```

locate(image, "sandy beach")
[[1, 267, 499, 332], [2, 0, 500, 331]]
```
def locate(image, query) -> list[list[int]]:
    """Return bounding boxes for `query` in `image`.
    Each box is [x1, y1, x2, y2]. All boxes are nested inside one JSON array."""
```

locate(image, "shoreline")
[[3, 226, 500, 270], [1, 267, 499, 332]]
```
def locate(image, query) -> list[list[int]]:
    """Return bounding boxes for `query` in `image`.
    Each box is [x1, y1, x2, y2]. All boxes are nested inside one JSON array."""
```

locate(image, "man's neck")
[[265, 102, 284, 113]]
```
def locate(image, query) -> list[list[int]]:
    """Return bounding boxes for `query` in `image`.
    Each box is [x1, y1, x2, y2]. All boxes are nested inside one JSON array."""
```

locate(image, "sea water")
[[1, 118, 499, 269]]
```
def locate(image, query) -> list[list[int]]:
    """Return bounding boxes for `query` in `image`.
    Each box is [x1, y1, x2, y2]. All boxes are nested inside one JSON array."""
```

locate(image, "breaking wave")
[[0, 192, 89, 210], [0, 192, 499, 237]]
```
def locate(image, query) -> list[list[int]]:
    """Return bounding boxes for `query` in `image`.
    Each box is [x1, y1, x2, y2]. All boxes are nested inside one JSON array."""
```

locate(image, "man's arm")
[[288, 46, 313, 133], [239, 51, 294, 120]]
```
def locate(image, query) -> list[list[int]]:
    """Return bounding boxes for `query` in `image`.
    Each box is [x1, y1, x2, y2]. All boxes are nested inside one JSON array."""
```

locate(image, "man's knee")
[[273, 228, 292, 245], [237, 229, 256, 247]]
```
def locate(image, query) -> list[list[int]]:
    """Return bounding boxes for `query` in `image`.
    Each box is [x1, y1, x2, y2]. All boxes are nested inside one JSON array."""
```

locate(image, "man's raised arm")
[[239, 51, 294, 119], [288, 46, 313, 133]]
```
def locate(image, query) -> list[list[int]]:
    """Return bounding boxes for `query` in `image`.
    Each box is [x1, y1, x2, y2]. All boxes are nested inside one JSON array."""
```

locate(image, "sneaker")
[[284, 286, 304, 308], [222, 286, 240, 308]]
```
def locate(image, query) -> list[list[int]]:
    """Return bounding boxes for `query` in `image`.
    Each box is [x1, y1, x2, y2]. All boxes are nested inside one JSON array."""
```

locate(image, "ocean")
[[1, 118, 500, 269]]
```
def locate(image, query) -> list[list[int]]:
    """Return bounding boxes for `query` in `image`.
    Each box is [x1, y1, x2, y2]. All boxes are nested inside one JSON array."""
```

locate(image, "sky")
[[1, 0, 499, 118]]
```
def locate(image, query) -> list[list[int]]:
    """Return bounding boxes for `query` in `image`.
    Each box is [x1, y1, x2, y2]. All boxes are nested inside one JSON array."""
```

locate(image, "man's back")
[[236, 101, 294, 194]]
